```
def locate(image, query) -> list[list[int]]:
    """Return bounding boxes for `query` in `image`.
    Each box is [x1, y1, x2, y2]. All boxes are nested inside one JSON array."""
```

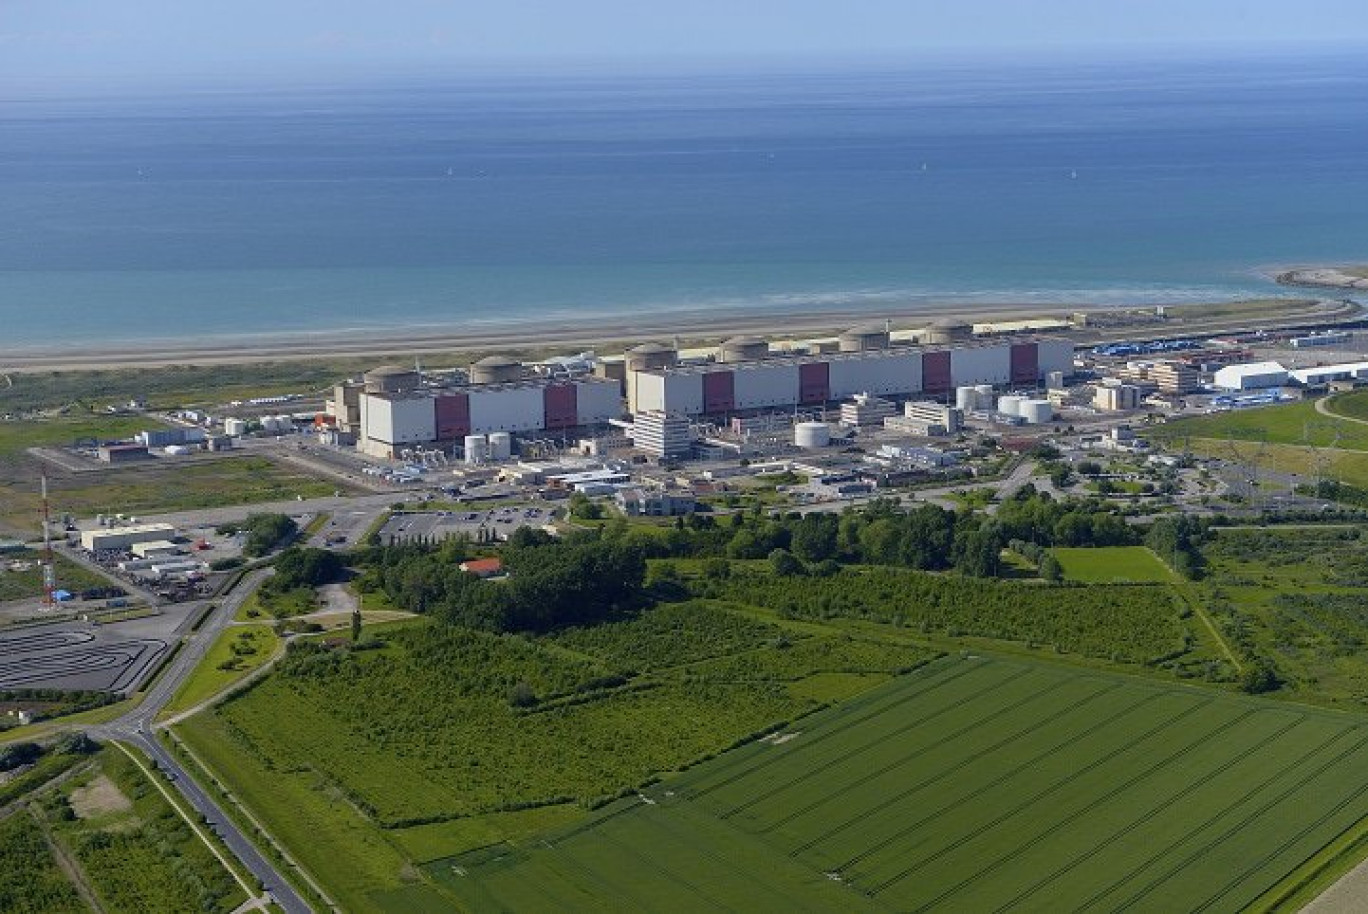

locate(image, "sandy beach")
[[0, 301, 1077, 373], [2, 294, 1355, 376]]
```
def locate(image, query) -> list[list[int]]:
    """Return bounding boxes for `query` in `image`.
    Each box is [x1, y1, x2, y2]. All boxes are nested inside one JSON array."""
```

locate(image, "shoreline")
[[0, 296, 1343, 375], [1275, 266, 1368, 291], [1, 301, 1074, 372]]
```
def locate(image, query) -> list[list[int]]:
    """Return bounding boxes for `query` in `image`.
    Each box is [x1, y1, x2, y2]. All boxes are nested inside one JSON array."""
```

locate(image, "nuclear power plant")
[[326, 322, 1074, 460]]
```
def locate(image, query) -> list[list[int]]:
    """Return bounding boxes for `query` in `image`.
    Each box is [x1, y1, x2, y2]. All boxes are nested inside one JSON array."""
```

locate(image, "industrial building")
[[137, 427, 206, 448], [627, 336, 1072, 418], [631, 411, 693, 459], [1115, 360, 1201, 394], [1289, 361, 1368, 386], [897, 402, 963, 435], [81, 523, 177, 552], [97, 444, 151, 464], [841, 394, 898, 428], [355, 367, 622, 459], [1094, 384, 1142, 411], [1213, 361, 1289, 391], [615, 488, 697, 517]]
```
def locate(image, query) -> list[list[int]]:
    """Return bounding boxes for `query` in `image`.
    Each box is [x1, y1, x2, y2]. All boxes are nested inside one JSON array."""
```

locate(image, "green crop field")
[[173, 606, 934, 912], [436, 656, 1368, 913], [1052, 546, 1174, 583]]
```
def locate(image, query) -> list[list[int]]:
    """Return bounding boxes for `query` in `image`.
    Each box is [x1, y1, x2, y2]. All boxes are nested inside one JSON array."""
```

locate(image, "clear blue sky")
[[3, 0, 1367, 84]]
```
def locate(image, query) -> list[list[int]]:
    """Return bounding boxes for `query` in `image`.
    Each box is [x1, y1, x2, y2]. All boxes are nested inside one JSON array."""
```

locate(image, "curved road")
[[90, 570, 313, 914]]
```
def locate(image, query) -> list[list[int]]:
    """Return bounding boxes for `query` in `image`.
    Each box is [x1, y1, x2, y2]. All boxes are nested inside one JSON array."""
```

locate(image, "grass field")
[[1187, 439, 1368, 489], [1052, 546, 1174, 584], [436, 656, 1368, 913], [1151, 398, 1368, 451], [158, 624, 280, 720], [1324, 389, 1368, 423], [0, 549, 112, 602], [1, 455, 343, 535]]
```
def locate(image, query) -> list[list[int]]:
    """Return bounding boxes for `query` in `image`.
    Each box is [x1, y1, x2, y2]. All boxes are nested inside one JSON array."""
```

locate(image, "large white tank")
[[463, 434, 488, 464], [258, 416, 279, 432], [794, 422, 832, 449], [1046, 370, 1065, 389], [1019, 399, 1054, 424], [224, 417, 247, 437], [955, 386, 978, 411], [997, 395, 1023, 417], [163, 444, 191, 456], [487, 432, 513, 461]]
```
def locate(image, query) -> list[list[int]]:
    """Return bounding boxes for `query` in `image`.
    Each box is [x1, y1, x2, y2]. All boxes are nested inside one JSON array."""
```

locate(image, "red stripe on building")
[[434, 394, 470, 439], [922, 351, 951, 395], [799, 362, 830, 405], [702, 371, 736, 413], [544, 384, 578, 430], [1010, 342, 1039, 385]]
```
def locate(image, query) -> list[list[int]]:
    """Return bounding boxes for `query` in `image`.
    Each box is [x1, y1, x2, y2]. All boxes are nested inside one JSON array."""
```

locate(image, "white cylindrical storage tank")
[[1046, 370, 1065, 389], [164, 444, 191, 456], [1019, 399, 1053, 424], [794, 422, 832, 449], [259, 416, 280, 432], [487, 432, 513, 461], [997, 395, 1023, 417], [463, 434, 487, 464], [955, 386, 978, 410]]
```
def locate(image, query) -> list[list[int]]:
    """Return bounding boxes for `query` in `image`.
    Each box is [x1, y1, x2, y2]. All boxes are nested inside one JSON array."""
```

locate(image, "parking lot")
[[377, 505, 557, 544]]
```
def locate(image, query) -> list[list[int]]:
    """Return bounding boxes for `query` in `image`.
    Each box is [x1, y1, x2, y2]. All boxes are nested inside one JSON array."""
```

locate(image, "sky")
[[3, 0, 1368, 85]]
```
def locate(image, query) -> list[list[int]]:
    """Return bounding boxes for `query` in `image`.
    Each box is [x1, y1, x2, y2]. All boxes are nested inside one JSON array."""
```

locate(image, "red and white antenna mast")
[[41, 474, 56, 609]]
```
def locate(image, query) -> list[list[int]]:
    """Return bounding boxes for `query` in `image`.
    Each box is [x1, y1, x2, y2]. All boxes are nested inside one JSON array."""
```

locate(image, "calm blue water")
[[3, 53, 1368, 349]]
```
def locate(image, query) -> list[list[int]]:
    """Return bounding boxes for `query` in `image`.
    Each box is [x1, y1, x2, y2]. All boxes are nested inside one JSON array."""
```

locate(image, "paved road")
[[89, 569, 313, 914]]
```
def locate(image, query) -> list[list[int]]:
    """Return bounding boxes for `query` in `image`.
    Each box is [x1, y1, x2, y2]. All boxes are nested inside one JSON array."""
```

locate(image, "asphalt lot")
[[378, 505, 555, 544], [0, 607, 195, 692]]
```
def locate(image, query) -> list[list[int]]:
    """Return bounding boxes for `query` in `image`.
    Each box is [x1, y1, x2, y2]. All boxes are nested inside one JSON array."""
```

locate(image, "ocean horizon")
[[2, 51, 1366, 350]]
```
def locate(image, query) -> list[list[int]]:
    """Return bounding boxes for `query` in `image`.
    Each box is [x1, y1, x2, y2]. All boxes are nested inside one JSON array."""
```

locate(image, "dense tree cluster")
[[271, 546, 343, 590], [1145, 515, 1207, 579], [217, 513, 298, 557], [362, 531, 646, 633]]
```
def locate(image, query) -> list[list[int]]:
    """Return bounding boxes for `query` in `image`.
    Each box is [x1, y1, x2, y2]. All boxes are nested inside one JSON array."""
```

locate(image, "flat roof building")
[[82, 523, 177, 552]]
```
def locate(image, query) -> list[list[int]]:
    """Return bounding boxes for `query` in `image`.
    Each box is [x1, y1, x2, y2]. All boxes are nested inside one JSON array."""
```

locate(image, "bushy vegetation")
[[50, 748, 243, 913], [692, 567, 1187, 666], [218, 512, 297, 558], [549, 601, 785, 672], [0, 811, 87, 914], [219, 619, 814, 824]]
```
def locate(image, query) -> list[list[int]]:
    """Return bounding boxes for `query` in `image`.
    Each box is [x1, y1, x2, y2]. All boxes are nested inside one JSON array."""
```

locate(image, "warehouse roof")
[[1214, 361, 1287, 378]]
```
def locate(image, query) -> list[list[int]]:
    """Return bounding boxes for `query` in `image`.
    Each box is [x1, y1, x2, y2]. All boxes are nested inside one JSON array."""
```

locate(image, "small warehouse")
[[1213, 361, 1288, 391], [80, 523, 178, 552], [97, 443, 151, 464]]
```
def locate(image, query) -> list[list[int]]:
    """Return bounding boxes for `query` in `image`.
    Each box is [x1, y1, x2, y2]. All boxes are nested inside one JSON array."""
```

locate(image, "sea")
[[3, 50, 1368, 351]]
